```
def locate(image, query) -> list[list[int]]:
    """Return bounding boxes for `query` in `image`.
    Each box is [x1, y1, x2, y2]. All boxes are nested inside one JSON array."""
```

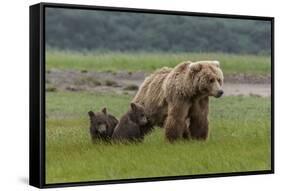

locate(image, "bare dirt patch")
[[223, 83, 270, 97], [224, 74, 271, 84], [46, 70, 271, 97]]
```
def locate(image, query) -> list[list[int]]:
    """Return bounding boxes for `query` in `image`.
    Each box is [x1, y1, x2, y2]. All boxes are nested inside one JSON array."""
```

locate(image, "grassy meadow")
[[46, 51, 271, 75], [45, 51, 271, 184]]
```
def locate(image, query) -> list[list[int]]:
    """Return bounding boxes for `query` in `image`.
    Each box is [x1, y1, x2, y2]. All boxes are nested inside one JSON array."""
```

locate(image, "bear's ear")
[[211, 60, 220, 67], [175, 61, 191, 73], [183, 60, 192, 65], [101, 107, 107, 115], [88, 111, 95, 117], [130, 102, 138, 112], [189, 62, 202, 73]]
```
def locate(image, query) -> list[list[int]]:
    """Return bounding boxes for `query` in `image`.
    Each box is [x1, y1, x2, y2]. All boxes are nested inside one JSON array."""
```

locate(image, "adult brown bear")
[[132, 60, 224, 142]]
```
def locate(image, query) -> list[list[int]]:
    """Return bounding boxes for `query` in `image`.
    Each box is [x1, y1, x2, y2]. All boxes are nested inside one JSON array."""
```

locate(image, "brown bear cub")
[[112, 103, 150, 142], [88, 108, 118, 142]]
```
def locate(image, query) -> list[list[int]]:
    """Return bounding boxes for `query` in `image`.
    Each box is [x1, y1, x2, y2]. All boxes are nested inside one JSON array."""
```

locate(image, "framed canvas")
[[29, 2, 274, 188]]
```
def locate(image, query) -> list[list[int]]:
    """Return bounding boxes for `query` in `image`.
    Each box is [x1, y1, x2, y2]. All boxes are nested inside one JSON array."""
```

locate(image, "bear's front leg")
[[165, 101, 191, 142], [182, 118, 191, 140], [189, 96, 209, 140]]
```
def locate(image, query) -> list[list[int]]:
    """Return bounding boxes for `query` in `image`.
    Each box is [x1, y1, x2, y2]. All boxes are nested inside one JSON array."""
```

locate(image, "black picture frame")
[[29, 2, 275, 189]]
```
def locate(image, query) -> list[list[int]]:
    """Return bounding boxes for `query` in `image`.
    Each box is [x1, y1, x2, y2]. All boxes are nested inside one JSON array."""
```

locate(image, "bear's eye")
[[209, 78, 215, 83], [218, 79, 221, 83]]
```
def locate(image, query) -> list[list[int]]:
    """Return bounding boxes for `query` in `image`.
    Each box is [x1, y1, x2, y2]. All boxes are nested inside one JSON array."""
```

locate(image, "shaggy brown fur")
[[133, 60, 223, 142], [112, 103, 150, 142], [134, 67, 172, 127], [88, 108, 118, 142]]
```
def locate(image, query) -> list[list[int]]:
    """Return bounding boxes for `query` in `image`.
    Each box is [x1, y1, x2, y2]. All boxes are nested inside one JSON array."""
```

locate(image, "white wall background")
[[0, 0, 279, 190]]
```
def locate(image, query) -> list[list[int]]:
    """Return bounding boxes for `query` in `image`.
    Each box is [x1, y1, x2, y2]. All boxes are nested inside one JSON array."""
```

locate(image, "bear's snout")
[[216, 90, 224, 98], [97, 124, 107, 134], [140, 117, 148, 125]]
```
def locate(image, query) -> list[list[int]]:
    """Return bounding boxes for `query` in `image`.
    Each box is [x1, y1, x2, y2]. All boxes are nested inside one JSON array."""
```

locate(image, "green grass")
[[46, 51, 271, 75], [46, 92, 271, 184]]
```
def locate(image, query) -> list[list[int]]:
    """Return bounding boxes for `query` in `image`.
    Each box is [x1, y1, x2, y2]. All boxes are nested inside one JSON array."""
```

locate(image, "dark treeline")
[[46, 8, 271, 54]]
